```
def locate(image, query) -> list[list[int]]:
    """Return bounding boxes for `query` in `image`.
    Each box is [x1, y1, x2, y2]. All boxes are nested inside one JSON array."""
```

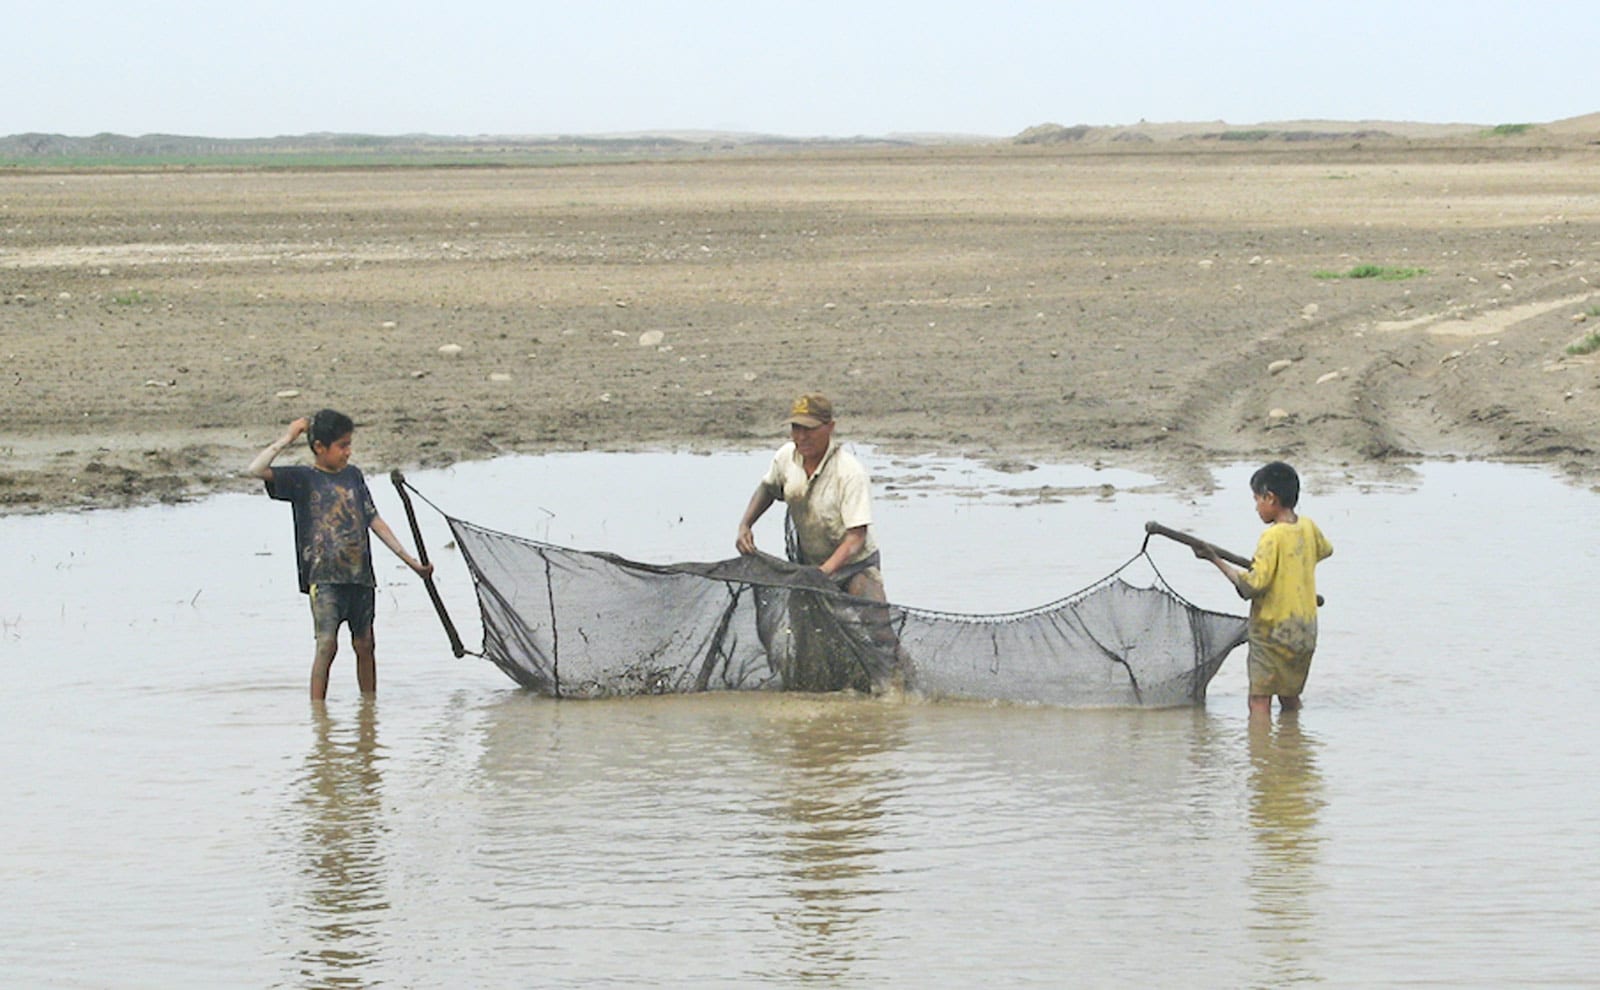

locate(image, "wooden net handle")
[[392, 470, 467, 657], [1144, 520, 1324, 607]]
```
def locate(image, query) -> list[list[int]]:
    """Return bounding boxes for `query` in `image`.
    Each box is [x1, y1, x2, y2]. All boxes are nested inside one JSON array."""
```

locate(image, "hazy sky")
[[10, 1, 1596, 138]]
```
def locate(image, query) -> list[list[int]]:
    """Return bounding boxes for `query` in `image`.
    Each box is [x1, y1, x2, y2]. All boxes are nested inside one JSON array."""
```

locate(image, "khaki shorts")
[[1246, 618, 1317, 697]]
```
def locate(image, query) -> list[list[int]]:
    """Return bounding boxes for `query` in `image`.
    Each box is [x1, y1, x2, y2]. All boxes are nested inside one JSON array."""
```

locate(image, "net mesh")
[[440, 510, 1249, 708]]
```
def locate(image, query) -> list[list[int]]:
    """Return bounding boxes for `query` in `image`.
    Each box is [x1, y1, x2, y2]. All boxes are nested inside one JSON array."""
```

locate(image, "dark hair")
[[308, 409, 354, 451], [1249, 461, 1300, 508]]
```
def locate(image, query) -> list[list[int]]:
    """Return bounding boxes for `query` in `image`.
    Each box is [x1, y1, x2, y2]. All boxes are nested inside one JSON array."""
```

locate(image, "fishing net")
[[410, 484, 1249, 708]]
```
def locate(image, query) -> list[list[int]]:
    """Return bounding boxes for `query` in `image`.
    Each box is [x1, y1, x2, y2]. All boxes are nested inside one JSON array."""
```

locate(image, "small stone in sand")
[[1268, 359, 1293, 375], [438, 344, 463, 357], [1315, 371, 1340, 384], [639, 330, 665, 347], [276, 389, 301, 399], [1268, 408, 1289, 421]]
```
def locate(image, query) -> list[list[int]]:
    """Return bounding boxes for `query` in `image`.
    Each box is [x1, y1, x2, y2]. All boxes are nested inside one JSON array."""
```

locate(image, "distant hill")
[[1013, 114, 1600, 145], [0, 129, 980, 165], [1542, 111, 1600, 135], [2, 115, 1593, 165]]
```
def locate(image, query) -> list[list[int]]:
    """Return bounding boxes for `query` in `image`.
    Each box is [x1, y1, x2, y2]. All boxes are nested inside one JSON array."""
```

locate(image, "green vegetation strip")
[[1313, 264, 1427, 281], [1567, 331, 1600, 356], [0, 150, 648, 169]]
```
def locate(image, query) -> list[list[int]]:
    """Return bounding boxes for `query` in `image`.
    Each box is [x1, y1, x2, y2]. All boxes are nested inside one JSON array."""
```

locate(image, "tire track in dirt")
[[1172, 276, 1600, 468]]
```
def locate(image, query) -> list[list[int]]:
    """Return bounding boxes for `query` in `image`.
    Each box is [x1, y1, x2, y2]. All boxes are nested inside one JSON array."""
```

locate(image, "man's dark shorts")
[[309, 583, 376, 639]]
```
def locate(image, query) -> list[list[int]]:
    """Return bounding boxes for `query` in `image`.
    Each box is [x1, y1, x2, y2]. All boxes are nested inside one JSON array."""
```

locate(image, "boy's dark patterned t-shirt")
[[266, 465, 377, 593]]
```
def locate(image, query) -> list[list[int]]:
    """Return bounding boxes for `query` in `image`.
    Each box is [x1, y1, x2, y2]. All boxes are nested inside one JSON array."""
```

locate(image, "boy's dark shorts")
[[309, 583, 376, 639]]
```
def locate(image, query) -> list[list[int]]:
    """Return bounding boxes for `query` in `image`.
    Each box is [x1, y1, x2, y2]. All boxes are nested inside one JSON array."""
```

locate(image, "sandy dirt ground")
[[2, 139, 1598, 512]]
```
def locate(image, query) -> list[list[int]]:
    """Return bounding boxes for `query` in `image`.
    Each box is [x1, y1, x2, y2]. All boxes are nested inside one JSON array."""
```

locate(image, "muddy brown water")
[[2, 451, 1596, 987]]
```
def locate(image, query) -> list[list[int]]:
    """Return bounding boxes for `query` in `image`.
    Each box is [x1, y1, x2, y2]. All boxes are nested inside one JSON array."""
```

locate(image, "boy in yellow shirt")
[[1199, 462, 1333, 715]]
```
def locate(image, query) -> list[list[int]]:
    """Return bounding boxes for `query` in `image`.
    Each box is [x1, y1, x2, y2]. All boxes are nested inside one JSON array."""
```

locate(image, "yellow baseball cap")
[[785, 393, 834, 428]]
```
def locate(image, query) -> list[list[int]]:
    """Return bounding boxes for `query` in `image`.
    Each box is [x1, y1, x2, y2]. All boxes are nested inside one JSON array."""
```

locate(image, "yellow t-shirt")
[[1237, 515, 1333, 630]]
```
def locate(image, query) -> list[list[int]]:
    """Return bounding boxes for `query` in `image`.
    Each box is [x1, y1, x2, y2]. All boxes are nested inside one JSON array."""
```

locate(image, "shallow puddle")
[[2, 451, 1597, 987]]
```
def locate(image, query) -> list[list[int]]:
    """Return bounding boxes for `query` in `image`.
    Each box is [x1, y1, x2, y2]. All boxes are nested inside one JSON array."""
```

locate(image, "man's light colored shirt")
[[759, 440, 877, 566]]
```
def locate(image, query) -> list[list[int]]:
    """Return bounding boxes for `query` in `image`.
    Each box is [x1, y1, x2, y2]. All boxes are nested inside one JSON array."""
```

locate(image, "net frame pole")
[[1144, 520, 1253, 567], [1144, 520, 1324, 607], [391, 470, 467, 657]]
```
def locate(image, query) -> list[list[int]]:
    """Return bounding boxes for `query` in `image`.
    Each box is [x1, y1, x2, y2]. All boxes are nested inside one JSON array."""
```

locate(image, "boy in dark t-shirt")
[[247, 410, 432, 700]]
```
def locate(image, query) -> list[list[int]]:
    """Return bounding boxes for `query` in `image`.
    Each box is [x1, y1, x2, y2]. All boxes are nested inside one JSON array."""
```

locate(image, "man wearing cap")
[[735, 392, 886, 602]]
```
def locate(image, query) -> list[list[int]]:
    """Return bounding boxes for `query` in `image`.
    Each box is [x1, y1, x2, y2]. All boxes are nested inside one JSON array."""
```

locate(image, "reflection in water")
[[1246, 713, 1325, 987], [750, 701, 907, 985], [291, 700, 389, 988]]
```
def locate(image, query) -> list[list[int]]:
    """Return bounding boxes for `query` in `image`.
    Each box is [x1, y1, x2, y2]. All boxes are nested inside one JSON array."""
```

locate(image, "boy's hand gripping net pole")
[[1144, 520, 1324, 607], [391, 470, 467, 657]]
